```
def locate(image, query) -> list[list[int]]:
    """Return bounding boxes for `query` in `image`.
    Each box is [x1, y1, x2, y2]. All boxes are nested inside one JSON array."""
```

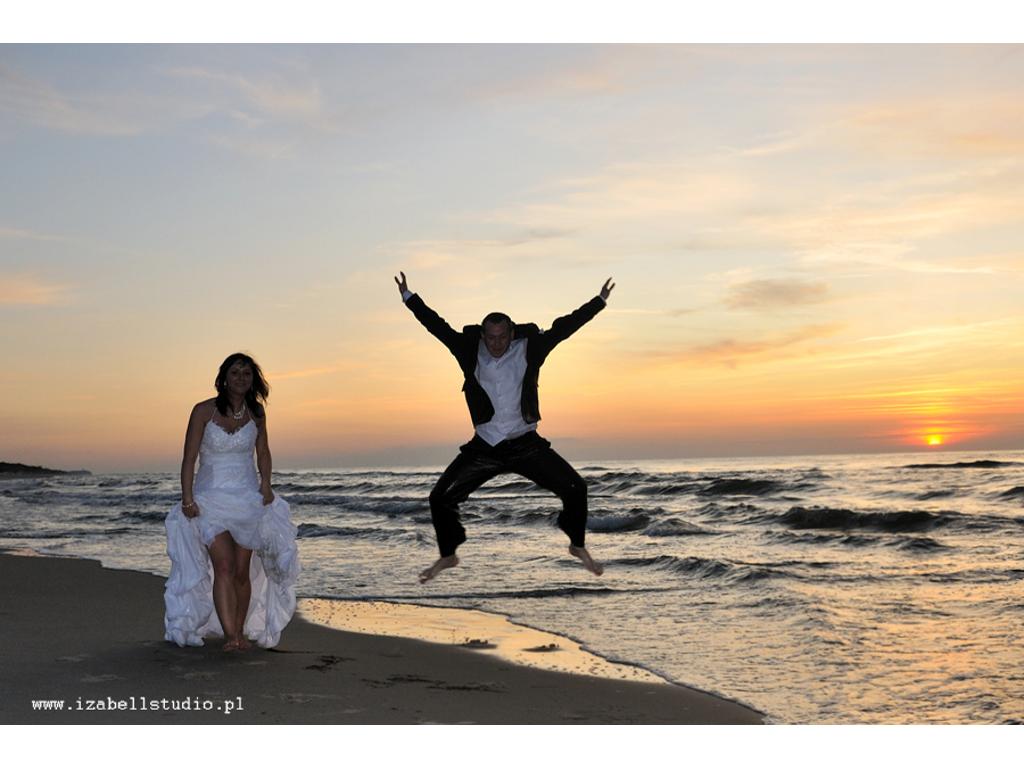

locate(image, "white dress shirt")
[[473, 338, 536, 446], [402, 289, 558, 445]]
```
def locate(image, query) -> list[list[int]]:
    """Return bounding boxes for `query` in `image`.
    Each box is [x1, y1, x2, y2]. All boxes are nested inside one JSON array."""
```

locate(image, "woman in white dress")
[[164, 353, 300, 651]]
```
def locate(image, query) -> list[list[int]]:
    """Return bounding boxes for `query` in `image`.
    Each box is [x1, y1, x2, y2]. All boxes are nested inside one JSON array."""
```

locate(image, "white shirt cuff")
[[401, 289, 413, 302]]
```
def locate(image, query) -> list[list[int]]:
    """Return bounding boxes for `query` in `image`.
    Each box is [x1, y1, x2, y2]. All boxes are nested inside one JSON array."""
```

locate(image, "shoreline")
[[0, 550, 765, 724], [298, 597, 672, 684]]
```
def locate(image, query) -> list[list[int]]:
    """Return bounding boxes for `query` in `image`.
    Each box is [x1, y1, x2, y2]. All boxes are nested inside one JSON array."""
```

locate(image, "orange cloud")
[[724, 279, 830, 310], [644, 323, 843, 368], [0, 275, 69, 306]]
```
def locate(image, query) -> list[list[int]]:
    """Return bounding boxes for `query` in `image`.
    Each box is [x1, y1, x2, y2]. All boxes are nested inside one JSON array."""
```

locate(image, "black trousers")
[[428, 431, 588, 557]]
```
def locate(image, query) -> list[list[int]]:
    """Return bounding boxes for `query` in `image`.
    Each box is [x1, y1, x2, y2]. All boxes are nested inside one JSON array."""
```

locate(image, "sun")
[[925, 434, 944, 447]]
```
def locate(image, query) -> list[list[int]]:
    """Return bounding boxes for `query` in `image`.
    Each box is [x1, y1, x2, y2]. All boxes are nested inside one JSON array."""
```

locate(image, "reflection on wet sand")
[[299, 598, 666, 684]]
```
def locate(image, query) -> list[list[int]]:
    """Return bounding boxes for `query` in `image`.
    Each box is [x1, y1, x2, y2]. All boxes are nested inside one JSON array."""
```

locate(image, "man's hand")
[[394, 271, 409, 297], [600, 277, 615, 301]]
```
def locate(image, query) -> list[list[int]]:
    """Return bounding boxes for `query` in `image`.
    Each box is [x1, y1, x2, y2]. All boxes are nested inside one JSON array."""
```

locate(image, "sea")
[[2, 449, 1022, 724]]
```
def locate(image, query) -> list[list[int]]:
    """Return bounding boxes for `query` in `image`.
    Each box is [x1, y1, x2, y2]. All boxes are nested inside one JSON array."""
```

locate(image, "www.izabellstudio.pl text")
[[31, 696, 244, 714]]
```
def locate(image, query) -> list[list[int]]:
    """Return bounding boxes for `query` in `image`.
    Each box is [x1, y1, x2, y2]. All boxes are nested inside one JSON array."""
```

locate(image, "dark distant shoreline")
[[0, 462, 90, 477]]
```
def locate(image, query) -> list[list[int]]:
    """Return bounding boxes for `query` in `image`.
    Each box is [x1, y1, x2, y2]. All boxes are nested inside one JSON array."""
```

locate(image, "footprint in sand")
[[460, 638, 496, 649], [429, 681, 504, 693], [183, 671, 218, 680], [278, 692, 343, 705], [305, 654, 352, 672], [524, 643, 561, 653], [80, 674, 123, 683]]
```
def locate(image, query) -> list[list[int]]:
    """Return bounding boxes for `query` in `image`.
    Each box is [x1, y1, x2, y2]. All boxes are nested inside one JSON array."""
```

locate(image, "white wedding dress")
[[164, 418, 300, 648]]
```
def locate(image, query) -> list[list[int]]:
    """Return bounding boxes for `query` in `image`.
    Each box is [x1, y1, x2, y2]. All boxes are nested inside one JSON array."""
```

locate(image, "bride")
[[164, 353, 300, 651]]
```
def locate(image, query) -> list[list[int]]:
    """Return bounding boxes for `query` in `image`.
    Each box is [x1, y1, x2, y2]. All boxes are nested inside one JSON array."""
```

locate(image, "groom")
[[395, 272, 614, 583]]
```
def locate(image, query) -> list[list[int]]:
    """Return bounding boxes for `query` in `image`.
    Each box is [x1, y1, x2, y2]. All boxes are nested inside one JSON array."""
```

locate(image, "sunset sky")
[[2, 44, 1023, 471]]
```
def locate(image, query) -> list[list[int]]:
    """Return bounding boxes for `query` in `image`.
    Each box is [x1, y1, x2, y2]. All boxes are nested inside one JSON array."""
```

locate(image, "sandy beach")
[[0, 552, 763, 724]]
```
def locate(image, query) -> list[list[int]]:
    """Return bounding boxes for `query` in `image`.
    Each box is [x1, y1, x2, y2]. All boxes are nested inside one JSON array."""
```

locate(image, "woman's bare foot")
[[236, 636, 252, 651], [419, 555, 459, 583], [223, 638, 242, 652], [569, 545, 604, 576]]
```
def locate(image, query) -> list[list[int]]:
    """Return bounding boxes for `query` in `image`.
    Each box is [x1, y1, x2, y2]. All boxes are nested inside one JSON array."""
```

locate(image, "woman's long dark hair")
[[214, 352, 269, 419]]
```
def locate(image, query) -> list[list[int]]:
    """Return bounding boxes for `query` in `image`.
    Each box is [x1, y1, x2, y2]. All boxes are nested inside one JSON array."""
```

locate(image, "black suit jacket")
[[405, 293, 605, 427]]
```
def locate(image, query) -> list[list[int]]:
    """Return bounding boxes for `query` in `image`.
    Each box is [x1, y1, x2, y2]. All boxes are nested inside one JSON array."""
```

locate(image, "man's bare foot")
[[419, 555, 459, 583], [569, 545, 604, 576]]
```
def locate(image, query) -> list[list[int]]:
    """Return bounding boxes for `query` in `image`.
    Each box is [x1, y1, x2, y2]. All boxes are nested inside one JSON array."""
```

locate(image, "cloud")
[[164, 66, 323, 124], [646, 323, 843, 369], [205, 134, 297, 160], [389, 227, 590, 274], [836, 92, 1024, 159], [607, 307, 692, 317], [0, 275, 69, 305], [0, 63, 197, 136], [0, 226, 67, 242], [856, 318, 1022, 347], [267, 364, 347, 381], [0, 59, 327, 140], [731, 132, 804, 158], [501, 228, 577, 246], [725, 278, 830, 310], [462, 46, 671, 105]]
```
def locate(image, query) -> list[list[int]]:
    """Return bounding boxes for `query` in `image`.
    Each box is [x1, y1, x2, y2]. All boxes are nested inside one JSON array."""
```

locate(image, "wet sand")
[[0, 552, 763, 724]]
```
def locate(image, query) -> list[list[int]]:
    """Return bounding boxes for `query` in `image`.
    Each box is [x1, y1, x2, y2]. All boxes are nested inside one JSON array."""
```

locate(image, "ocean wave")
[[0, 526, 136, 540], [0, 478, 47, 488], [917, 489, 957, 500], [590, 471, 654, 482], [298, 523, 371, 538], [487, 479, 546, 492], [998, 486, 1024, 500], [631, 482, 700, 496], [887, 536, 948, 552], [610, 554, 771, 582], [697, 478, 783, 497], [695, 501, 764, 519], [275, 482, 365, 493], [765, 530, 882, 548], [297, 523, 411, 540], [493, 509, 557, 526], [778, 506, 950, 532], [592, 479, 655, 494], [410, 586, 627, 600], [97, 478, 163, 488], [902, 460, 1020, 469], [281, 495, 428, 516], [1, 489, 178, 507], [276, 470, 436, 480], [925, 567, 1024, 584], [643, 518, 714, 536], [799, 468, 831, 479], [586, 510, 651, 532], [120, 509, 168, 523], [956, 512, 1024, 533]]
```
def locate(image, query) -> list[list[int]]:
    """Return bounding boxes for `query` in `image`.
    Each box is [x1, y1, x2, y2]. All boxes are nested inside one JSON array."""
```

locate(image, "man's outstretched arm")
[[541, 277, 615, 350], [394, 271, 462, 352]]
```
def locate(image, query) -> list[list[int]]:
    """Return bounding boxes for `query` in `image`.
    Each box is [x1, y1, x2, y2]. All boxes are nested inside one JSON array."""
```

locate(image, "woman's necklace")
[[231, 401, 247, 420]]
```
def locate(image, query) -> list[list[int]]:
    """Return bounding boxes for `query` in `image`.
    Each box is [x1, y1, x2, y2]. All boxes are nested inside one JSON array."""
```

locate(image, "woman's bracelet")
[[182, 500, 198, 510]]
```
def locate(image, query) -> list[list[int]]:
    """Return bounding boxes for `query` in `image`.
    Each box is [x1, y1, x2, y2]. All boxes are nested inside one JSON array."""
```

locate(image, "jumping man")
[[394, 272, 614, 583]]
